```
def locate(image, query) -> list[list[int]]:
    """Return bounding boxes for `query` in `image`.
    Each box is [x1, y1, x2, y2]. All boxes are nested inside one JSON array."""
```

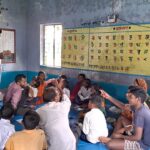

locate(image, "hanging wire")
[[81, 0, 150, 29], [118, 17, 150, 29]]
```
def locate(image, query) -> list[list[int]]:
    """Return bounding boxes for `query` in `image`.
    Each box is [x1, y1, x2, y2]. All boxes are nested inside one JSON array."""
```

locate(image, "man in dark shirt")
[[99, 86, 150, 150]]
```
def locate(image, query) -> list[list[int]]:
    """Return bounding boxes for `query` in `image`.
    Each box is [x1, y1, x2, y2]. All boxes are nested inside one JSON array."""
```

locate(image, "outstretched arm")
[[100, 90, 125, 110]]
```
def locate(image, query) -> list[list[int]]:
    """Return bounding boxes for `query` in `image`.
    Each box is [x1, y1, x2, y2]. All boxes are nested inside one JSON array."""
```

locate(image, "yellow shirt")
[[5, 129, 47, 150]]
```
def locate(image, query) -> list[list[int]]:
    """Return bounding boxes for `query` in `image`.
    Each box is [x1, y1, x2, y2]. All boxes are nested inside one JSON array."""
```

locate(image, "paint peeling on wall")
[[0, 0, 27, 71], [27, 0, 150, 86]]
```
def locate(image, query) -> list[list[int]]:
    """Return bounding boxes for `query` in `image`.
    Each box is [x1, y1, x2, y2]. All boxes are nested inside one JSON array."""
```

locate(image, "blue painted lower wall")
[[0, 71, 59, 88], [0, 71, 28, 89], [0, 71, 129, 103]]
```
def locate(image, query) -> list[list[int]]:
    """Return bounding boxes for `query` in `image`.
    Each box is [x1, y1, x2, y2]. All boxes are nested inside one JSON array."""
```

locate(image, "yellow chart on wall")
[[62, 24, 150, 75], [62, 28, 89, 69]]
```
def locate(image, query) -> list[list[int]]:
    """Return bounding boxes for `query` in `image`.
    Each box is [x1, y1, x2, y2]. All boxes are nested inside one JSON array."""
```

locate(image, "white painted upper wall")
[[1, 0, 150, 85], [0, 0, 27, 71], [26, 0, 150, 85]]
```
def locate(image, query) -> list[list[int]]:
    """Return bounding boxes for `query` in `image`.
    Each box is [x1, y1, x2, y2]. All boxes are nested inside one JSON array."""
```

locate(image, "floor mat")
[[77, 140, 108, 150]]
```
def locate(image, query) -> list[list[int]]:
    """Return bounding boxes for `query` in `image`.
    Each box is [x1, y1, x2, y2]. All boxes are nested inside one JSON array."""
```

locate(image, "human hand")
[[124, 125, 133, 131], [51, 79, 58, 86], [100, 90, 111, 99]]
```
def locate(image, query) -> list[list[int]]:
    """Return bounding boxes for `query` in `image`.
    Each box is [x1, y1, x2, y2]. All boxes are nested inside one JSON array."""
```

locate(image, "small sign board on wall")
[[0, 28, 16, 63]]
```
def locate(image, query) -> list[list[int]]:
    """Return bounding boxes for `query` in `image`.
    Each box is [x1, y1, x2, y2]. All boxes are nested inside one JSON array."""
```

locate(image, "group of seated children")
[[1, 78, 76, 149], [3, 72, 70, 115], [0, 104, 47, 150], [99, 85, 150, 150], [72, 75, 150, 150], [1, 71, 150, 150]]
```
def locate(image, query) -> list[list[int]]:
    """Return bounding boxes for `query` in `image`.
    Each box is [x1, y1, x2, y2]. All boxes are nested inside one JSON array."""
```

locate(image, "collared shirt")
[[5, 129, 47, 150], [78, 86, 92, 101], [83, 108, 108, 143], [37, 94, 76, 150], [4, 82, 22, 109], [0, 119, 15, 150]]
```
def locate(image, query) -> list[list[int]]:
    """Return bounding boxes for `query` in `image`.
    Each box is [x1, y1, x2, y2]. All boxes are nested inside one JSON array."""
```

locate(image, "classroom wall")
[[1, 0, 150, 89], [0, 0, 28, 88], [0, 0, 27, 71], [26, 0, 150, 86]]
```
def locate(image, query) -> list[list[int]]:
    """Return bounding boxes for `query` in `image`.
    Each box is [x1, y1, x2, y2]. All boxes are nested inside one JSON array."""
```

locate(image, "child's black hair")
[[91, 83, 101, 95], [78, 74, 86, 79], [89, 95, 104, 109], [22, 110, 40, 130], [128, 86, 147, 103], [38, 71, 45, 77], [59, 75, 67, 80], [84, 78, 91, 88], [0, 104, 14, 120]]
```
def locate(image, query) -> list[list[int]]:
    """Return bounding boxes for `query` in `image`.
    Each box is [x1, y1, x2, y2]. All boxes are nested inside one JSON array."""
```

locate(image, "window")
[[40, 24, 62, 67]]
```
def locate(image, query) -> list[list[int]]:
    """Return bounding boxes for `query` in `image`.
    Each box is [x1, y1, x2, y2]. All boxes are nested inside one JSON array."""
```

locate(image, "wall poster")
[[62, 24, 150, 75], [0, 29, 16, 63]]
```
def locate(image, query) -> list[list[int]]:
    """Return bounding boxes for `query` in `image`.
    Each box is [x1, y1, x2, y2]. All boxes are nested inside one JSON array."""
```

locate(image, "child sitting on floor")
[[78, 84, 106, 123], [0, 104, 15, 150], [99, 86, 150, 150], [5, 110, 47, 150], [36, 71, 56, 105], [75, 78, 92, 105], [91, 84, 106, 115], [80, 95, 108, 144]]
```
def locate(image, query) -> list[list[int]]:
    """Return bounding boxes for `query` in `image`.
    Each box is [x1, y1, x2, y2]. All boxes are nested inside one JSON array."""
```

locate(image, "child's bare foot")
[[99, 137, 111, 143]]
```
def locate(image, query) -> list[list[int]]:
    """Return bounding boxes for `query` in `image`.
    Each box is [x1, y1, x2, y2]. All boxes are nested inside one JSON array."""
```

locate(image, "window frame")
[[40, 23, 63, 68]]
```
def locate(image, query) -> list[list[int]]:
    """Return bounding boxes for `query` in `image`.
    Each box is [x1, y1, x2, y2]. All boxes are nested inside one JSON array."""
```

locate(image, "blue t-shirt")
[[133, 105, 150, 150]]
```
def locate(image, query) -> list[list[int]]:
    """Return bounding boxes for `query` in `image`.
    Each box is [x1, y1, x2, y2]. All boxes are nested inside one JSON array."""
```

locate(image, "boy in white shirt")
[[81, 95, 108, 143], [0, 104, 15, 150], [76, 79, 92, 105]]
